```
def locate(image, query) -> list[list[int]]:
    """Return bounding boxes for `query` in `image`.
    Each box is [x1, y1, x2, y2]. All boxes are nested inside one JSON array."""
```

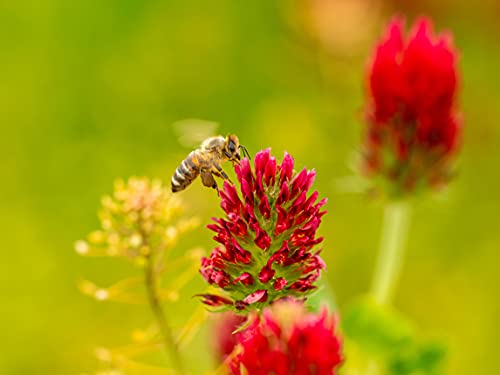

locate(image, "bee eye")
[[228, 142, 236, 153]]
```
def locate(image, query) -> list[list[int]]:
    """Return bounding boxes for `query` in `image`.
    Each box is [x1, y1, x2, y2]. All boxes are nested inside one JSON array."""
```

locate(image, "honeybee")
[[171, 134, 250, 193]]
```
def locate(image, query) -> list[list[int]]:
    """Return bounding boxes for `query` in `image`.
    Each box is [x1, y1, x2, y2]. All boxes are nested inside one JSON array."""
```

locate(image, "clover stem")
[[365, 200, 411, 375], [144, 253, 186, 375], [371, 200, 411, 304]]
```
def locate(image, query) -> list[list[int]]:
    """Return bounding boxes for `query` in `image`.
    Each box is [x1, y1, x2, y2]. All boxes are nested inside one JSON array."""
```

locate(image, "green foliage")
[[389, 341, 445, 375], [342, 296, 446, 375]]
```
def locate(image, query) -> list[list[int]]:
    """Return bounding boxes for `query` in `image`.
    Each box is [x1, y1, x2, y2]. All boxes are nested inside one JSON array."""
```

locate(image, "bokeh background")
[[2, 0, 499, 374]]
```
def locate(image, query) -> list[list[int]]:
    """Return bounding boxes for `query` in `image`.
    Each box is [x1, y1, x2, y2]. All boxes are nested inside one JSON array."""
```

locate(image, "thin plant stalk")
[[144, 253, 186, 375], [371, 200, 411, 305], [366, 200, 411, 375]]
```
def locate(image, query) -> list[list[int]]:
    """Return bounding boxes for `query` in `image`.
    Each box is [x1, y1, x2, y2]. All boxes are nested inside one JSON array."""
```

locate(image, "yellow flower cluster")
[[75, 177, 198, 263]]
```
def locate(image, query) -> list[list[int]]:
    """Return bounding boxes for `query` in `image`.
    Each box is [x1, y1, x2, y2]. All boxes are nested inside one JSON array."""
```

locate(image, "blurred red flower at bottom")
[[212, 312, 247, 362], [227, 300, 343, 375]]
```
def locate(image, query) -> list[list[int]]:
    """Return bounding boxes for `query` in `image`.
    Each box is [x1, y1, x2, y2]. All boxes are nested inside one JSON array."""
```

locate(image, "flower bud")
[[362, 17, 461, 195]]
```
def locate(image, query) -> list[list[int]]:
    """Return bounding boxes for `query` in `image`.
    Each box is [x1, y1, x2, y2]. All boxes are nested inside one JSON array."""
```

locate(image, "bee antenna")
[[239, 145, 251, 160]]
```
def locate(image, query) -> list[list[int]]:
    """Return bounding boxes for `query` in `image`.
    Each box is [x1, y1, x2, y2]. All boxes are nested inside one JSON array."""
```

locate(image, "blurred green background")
[[1, 0, 499, 374]]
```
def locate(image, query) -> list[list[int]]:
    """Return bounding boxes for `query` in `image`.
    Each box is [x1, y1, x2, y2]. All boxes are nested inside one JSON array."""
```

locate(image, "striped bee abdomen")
[[171, 152, 200, 192]]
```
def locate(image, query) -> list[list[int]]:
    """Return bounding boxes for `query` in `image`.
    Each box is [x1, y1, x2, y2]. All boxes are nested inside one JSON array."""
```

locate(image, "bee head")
[[225, 134, 241, 162], [225, 134, 251, 163]]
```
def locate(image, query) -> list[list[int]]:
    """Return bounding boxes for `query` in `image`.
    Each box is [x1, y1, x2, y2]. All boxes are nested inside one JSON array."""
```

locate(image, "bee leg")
[[212, 163, 233, 184], [200, 170, 219, 194]]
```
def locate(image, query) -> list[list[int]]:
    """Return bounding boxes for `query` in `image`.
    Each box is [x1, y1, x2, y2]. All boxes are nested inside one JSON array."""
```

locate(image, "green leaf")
[[341, 296, 447, 375], [342, 296, 414, 356], [389, 341, 446, 375]]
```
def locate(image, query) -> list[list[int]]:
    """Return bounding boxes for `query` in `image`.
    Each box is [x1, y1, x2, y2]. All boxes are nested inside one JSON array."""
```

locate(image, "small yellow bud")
[[74, 240, 89, 255], [95, 289, 109, 301], [165, 226, 178, 241], [129, 233, 142, 248], [78, 280, 97, 296], [95, 347, 112, 362], [131, 329, 146, 342], [101, 219, 112, 230], [88, 230, 105, 244]]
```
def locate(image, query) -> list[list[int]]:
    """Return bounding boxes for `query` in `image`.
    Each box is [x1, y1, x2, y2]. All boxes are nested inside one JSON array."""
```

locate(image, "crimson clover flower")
[[211, 312, 247, 362], [227, 300, 343, 375], [198, 149, 327, 312], [362, 17, 461, 195]]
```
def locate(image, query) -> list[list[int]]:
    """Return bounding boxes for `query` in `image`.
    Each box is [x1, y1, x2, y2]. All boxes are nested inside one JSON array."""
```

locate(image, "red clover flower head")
[[228, 300, 343, 375], [199, 149, 327, 312], [363, 17, 461, 195]]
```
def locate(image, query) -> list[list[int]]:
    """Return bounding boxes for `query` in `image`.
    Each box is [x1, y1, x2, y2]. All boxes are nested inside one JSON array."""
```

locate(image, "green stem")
[[371, 200, 411, 305], [366, 201, 411, 375], [144, 254, 186, 375]]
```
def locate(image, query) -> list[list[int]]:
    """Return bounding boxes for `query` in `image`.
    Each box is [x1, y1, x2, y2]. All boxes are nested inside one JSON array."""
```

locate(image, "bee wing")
[[172, 118, 220, 148]]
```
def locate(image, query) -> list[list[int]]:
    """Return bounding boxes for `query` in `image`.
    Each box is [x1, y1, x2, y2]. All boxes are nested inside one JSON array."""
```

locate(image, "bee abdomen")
[[171, 154, 200, 192]]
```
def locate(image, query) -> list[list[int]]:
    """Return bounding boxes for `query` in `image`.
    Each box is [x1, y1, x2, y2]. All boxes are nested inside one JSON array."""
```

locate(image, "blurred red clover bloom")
[[211, 312, 247, 362], [363, 17, 461, 194], [228, 300, 343, 375], [199, 149, 327, 312]]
